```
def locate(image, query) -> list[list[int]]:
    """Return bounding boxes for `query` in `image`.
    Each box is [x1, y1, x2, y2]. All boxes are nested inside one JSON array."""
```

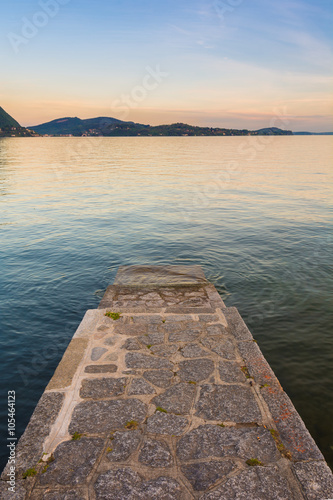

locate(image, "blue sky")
[[0, 0, 332, 131]]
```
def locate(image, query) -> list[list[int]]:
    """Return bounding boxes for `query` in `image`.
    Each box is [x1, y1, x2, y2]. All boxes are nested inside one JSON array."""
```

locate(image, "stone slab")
[[46, 338, 88, 390], [113, 265, 208, 286], [2, 392, 65, 479]]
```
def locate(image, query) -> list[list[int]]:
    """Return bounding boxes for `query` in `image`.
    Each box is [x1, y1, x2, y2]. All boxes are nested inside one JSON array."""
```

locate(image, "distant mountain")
[[0, 106, 37, 137], [29, 116, 142, 136], [29, 116, 293, 137], [0, 106, 21, 128]]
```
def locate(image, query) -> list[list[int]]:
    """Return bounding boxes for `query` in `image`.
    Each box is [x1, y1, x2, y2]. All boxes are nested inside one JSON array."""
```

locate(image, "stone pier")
[[1, 265, 333, 499]]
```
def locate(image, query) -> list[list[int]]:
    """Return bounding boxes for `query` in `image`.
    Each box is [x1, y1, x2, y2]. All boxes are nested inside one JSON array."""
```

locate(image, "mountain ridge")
[[29, 116, 293, 136]]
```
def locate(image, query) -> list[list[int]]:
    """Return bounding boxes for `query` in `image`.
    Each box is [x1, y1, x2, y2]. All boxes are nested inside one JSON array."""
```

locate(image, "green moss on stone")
[[246, 458, 264, 466], [22, 468, 37, 479], [105, 312, 121, 320]]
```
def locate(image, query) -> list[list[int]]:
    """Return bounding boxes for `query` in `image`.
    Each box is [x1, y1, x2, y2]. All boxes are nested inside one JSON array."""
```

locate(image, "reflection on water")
[[0, 136, 332, 469]]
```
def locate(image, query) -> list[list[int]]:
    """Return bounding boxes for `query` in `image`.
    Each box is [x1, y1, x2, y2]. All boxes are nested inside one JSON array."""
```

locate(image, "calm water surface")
[[0, 136, 332, 470]]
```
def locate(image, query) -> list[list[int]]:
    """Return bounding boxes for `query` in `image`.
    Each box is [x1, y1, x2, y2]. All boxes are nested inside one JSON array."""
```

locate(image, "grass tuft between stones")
[[105, 312, 121, 320], [241, 366, 252, 379], [155, 406, 168, 414], [269, 429, 292, 458], [125, 420, 139, 430], [246, 458, 264, 467], [22, 468, 37, 479], [71, 432, 84, 441]]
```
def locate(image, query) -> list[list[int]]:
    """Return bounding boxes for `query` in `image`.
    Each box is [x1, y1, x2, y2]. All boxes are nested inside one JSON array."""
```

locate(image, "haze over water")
[[0, 136, 332, 470]]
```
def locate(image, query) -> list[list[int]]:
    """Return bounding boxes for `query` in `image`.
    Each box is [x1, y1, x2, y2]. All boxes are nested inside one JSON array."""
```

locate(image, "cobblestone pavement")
[[1, 266, 333, 499]]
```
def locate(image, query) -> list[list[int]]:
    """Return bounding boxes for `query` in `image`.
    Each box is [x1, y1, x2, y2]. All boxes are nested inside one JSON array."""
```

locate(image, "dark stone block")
[[107, 431, 141, 462], [181, 460, 235, 491], [94, 468, 183, 499], [196, 384, 262, 423], [69, 399, 147, 434], [152, 383, 196, 415], [181, 344, 208, 358], [128, 378, 156, 395], [147, 412, 188, 436], [218, 361, 246, 383], [177, 425, 279, 463], [138, 332, 165, 346], [200, 465, 295, 499], [80, 378, 126, 399], [201, 337, 236, 359], [138, 439, 173, 468], [178, 359, 214, 382], [122, 338, 142, 350], [125, 353, 172, 370], [143, 370, 173, 388], [150, 345, 178, 357], [39, 437, 104, 486]]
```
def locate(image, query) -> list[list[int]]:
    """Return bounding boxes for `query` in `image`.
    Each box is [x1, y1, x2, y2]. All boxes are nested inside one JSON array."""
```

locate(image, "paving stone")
[[206, 325, 228, 336], [94, 468, 183, 499], [80, 377, 126, 399], [198, 314, 220, 323], [177, 425, 280, 463], [147, 412, 188, 436], [138, 332, 165, 346], [128, 378, 156, 395], [132, 315, 163, 325], [168, 327, 202, 343], [201, 337, 236, 359], [91, 347, 107, 361], [181, 460, 235, 491], [224, 307, 254, 341], [150, 344, 178, 357], [107, 430, 141, 462], [122, 338, 142, 350], [84, 364, 117, 373], [219, 361, 246, 383], [69, 399, 147, 434], [152, 383, 196, 415], [143, 370, 174, 388], [261, 387, 324, 461], [125, 352, 172, 370], [293, 461, 333, 500], [138, 439, 173, 468], [200, 465, 295, 500], [163, 315, 193, 322], [104, 337, 116, 346], [1, 393, 64, 479], [39, 437, 104, 486], [178, 359, 215, 382], [196, 384, 262, 423], [181, 343, 208, 358]]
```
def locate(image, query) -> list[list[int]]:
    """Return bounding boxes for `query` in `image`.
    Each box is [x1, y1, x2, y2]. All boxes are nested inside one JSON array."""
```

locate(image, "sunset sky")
[[1, 0, 332, 131]]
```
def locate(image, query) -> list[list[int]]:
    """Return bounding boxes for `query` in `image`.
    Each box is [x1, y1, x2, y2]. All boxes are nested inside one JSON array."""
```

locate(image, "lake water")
[[0, 136, 332, 470]]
